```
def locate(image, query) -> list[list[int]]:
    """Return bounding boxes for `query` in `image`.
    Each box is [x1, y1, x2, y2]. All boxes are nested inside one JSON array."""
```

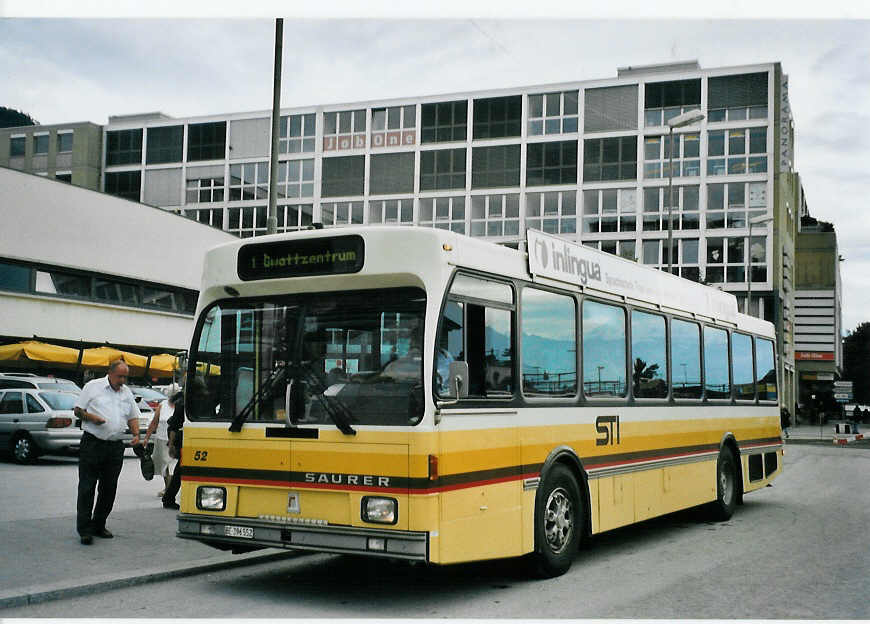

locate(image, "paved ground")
[[0, 423, 854, 609]]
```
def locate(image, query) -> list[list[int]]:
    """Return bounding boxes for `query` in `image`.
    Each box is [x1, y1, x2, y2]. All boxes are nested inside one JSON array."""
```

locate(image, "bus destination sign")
[[237, 235, 365, 281]]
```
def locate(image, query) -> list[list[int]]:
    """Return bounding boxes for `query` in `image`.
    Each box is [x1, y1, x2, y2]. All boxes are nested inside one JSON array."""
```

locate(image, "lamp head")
[[667, 108, 705, 129]]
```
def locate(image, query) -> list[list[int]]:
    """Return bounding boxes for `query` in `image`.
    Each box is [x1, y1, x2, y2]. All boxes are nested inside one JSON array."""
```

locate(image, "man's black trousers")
[[77, 431, 124, 537]]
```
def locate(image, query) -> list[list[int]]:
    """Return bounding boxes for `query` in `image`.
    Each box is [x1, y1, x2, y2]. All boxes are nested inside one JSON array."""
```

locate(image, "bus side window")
[[436, 301, 464, 395], [582, 300, 627, 398], [732, 333, 755, 400], [466, 304, 513, 396], [671, 319, 702, 399], [755, 337, 777, 401], [704, 326, 730, 399]]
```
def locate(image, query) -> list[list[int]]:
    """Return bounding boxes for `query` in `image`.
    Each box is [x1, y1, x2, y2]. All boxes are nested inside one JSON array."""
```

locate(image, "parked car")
[[0, 373, 82, 393], [0, 388, 82, 463]]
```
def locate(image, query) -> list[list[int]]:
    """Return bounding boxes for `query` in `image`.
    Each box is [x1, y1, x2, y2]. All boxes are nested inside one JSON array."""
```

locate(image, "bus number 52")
[[596, 415, 620, 446]]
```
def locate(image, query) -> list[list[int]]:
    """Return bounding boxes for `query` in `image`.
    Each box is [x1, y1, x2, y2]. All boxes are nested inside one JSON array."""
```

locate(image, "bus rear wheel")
[[530, 464, 582, 578], [709, 446, 738, 521]]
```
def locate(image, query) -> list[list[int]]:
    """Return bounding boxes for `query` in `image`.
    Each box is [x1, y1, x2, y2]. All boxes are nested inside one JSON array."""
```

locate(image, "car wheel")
[[529, 464, 583, 578], [12, 432, 38, 464], [708, 446, 738, 521]]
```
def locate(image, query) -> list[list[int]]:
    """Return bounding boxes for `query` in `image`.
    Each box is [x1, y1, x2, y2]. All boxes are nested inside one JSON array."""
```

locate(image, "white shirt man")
[[74, 360, 141, 544]]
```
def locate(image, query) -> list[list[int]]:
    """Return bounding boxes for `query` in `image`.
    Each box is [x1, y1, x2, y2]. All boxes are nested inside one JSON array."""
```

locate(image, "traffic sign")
[[834, 392, 852, 400]]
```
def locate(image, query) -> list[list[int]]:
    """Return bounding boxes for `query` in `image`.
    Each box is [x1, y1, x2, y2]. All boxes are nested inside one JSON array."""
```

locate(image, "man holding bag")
[[74, 360, 142, 545]]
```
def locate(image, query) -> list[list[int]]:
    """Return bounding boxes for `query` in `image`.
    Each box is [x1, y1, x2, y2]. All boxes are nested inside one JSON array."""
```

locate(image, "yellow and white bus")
[[177, 226, 782, 577]]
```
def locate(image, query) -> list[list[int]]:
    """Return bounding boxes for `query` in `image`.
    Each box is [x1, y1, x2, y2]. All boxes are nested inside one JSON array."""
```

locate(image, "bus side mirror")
[[447, 361, 469, 399]]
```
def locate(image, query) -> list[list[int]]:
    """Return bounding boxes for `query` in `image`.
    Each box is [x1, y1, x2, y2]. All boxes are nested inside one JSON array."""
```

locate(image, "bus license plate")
[[225, 525, 254, 539]]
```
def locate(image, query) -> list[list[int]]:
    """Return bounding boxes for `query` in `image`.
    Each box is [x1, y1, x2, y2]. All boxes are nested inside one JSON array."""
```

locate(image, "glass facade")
[[97, 65, 777, 299]]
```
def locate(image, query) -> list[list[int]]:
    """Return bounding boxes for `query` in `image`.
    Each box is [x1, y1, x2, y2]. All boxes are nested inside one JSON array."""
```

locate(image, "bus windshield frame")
[[186, 287, 427, 428]]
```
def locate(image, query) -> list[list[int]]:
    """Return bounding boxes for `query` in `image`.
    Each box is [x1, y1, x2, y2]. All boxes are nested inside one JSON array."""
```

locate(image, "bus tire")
[[530, 464, 582, 578], [709, 446, 738, 521]]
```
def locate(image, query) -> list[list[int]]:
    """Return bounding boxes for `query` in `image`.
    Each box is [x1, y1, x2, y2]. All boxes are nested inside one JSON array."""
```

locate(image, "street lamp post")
[[666, 109, 705, 274], [745, 215, 775, 315]]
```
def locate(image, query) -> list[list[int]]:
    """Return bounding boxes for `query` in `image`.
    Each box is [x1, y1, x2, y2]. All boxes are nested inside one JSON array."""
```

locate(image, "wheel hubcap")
[[544, 487, 574, 554], [14, 437, 31, 461]]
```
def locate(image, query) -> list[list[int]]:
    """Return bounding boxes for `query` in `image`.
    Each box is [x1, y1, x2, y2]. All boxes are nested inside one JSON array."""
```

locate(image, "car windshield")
[[187, 287, 426, 428], [39, 391, 78, 410]]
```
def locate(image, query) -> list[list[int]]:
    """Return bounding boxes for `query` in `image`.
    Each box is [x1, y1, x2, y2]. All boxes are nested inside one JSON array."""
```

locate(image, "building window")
[[472, 95, 522, 139], [321, 155, 365, 197], [584, 239, 637, 261], [275, 204, 314, 232], [420, 148, 466, 191], [525, 190, 576, 235], [55, 172, 72, 184], [183, 207, 224, 230], [106, 129, 142, 166], [643, 132, 700, 178], [227, 205, 267, 238], [708, 72, 768, 122], [146, 125, 184, 164], [583, 188, 637, 233], [229, 162, 269, 201], [643, 79, 701, 127], [277, 159, 314, 199], [321, 201, 364, 227], [585, 85, 638, 133], [279, 113, 316, 154], [0, 260, 31, 293], [33, 134, 49, 155], [323, 109, 366, 151], [470, 193, 520, 237], [187, 121, 226, 162], [35, 269, 91, 298], [706, 182, 766, 229], [528, 90, 579, 135], [706, 236, 756, 283], [186, 176, 225, 204], [371, 105, 416, 148], [643, 185, 699, 231], [471, 144, 520, 189], [368, 198, 414, 225], [10, 136, 25, 157], [707, 128, 767, 175], [526, 140, 578, 186], [419, 196, 465, 233], [57, 132, 73, 153], [583, 137, 637, 182], [104, 171, 141, 201], [421, 100, 467, 143], [369, 152, 415, 195], [642, 239, 663, 266]]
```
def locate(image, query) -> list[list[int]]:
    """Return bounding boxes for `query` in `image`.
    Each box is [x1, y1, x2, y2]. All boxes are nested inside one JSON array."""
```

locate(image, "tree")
[[843, 322, 870, 404], [0, 107, 38, 128]]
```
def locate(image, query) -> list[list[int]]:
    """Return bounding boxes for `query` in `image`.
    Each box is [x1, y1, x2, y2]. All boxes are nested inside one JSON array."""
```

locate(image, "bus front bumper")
[[177, 514, 429, 561]]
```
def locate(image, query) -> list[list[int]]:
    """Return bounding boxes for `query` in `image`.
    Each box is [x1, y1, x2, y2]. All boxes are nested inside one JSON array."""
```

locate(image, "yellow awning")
[[147, 353, 179, 376], [0, 340, 81, 365]]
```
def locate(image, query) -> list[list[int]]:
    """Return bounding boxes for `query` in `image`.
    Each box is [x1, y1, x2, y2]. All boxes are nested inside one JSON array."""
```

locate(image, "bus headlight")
[[197, 486, 226, 511], [361, 497, 397, 525]]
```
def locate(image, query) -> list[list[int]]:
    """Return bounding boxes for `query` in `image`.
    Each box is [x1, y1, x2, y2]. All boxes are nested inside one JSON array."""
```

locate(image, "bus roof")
[[199, 226, 774, 338]]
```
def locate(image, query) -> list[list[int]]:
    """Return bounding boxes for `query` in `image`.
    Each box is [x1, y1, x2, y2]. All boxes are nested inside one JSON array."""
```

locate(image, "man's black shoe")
[[80, 535, 93, 545], [95, 528, 114, 539], [163, 501, 180, 510]]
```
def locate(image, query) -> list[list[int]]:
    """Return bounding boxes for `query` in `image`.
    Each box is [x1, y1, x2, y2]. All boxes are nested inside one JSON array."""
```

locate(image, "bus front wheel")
[[530, 464, 582, 578], [709, 446, 739, 521]]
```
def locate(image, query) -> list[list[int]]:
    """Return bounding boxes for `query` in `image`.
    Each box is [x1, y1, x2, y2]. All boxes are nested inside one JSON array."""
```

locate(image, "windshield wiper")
[[229, 367, 287, 433], [299, 366, 356, 436]]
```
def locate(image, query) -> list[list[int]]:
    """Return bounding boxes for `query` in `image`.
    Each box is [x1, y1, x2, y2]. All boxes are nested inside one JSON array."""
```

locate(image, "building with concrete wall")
[[0, 166, 235, 379], [0, 121, 102, 190], [794, 216, 843, 421]]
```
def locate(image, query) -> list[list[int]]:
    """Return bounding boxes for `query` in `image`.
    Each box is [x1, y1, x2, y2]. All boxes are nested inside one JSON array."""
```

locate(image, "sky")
[[1, 2, 868, 332]]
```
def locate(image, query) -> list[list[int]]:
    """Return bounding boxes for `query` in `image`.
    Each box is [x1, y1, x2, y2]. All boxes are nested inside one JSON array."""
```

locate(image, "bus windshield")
[[187, 287, 426, 428]]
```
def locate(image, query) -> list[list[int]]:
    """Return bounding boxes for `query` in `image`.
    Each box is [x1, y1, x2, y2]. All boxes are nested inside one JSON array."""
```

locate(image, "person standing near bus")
[[143, 392, 179, 498], [162, 391, 185, 510], [74, 359, 141, 545]]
